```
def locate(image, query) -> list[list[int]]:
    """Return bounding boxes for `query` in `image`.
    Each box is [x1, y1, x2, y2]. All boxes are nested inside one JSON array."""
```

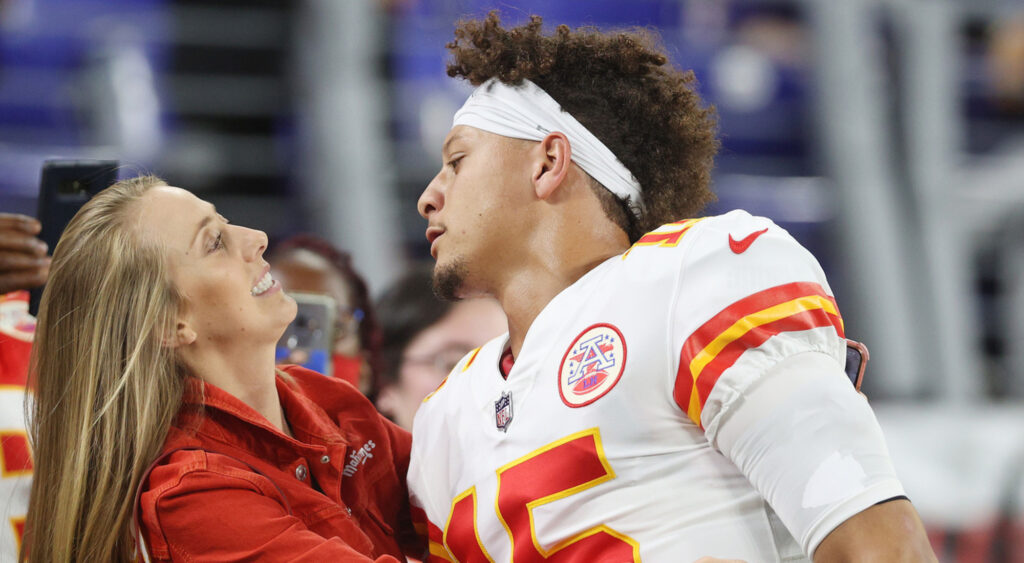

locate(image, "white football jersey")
[[408, 211, 902, 562], [0, 293, 34, 560]]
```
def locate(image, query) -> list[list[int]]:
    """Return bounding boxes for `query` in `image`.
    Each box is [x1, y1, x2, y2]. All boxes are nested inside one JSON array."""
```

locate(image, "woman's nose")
[[240, 227, 268, 261]]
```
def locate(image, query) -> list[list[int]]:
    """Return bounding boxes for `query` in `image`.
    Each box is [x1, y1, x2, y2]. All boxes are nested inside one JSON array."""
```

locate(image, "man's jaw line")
[[432, 258, 470, 302]]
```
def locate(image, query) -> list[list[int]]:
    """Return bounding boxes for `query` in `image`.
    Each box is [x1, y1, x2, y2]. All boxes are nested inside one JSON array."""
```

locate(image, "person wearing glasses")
[[270, 234, 382, 396], [374, 265, 506, 431]]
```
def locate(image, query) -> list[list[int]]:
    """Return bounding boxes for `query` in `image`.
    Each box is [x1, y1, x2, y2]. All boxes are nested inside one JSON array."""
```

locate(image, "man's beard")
[[432, 258, 468, 302]]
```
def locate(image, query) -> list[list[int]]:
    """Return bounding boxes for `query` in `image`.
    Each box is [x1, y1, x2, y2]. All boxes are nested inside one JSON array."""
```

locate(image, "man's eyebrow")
[[442, 133, 465, 157]]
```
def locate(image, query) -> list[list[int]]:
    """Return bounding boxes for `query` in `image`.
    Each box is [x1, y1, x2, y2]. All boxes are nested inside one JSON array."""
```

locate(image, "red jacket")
[[138, 365, 421, 562]]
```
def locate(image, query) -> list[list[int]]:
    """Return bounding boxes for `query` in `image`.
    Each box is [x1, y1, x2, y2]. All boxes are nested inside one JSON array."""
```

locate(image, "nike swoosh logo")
[[729, 228, 769, 254]]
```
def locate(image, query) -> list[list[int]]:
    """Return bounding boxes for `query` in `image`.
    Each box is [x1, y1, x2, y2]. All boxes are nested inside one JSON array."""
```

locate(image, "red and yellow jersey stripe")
[[622, 218, 706, 259], [674, 282, 845, 426], [411, 503, 453, 562]]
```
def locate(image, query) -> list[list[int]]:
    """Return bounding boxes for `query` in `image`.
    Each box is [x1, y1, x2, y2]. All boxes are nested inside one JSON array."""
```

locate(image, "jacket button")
[[295, 464, 308, 481], [320, 455, 330, 464]]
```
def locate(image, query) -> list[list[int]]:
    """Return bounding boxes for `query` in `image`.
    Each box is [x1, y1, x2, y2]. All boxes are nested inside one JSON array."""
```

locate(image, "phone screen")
[[844, 340, 869, 391], [30, 160, 119, 316], [275, 292, 337, 377]]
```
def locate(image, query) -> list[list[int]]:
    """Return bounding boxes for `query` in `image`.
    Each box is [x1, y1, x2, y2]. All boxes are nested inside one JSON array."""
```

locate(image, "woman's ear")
[[163, 320, 197, 348], [532, 132, 573, 201]]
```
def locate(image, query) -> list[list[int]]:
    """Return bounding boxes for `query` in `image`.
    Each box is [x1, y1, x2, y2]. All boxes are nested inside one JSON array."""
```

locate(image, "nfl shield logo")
[[494, 391, 513, 432]]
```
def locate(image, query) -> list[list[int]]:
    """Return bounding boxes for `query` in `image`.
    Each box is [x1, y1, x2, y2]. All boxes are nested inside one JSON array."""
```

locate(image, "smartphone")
[[844, 339, 869, 391], [275, 292, 337, 377], [29, 159, 119, 316]]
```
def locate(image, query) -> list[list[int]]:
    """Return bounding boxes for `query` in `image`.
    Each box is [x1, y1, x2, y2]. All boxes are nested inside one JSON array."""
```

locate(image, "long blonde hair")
[[23, 176, 186, 562]]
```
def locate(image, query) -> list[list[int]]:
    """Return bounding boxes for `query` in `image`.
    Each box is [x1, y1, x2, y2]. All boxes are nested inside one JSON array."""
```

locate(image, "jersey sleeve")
[[666, 211, 848, 439], [712, 351, 906, 555], [664, 212, 906, 556]]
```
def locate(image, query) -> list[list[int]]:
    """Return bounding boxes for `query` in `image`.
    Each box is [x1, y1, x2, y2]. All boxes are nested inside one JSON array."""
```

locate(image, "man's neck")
[[494, 228, 629, 358]]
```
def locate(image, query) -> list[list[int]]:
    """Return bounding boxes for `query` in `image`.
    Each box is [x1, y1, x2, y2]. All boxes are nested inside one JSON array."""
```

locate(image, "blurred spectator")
[[989, 15, 1024, 112], [0, 291, 34, 557], [0, 214, 49, 295], [269, 235, 381, 395], [0, 213, 45, 557], [375, 265, 506, 430]]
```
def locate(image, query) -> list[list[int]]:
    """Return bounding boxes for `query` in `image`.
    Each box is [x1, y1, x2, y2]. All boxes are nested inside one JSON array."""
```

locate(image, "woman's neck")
[[180, 343, 288, 434]]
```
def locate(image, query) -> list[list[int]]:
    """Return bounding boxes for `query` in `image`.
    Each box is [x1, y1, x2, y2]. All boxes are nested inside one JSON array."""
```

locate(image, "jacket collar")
[[178, 372, 347, 448]]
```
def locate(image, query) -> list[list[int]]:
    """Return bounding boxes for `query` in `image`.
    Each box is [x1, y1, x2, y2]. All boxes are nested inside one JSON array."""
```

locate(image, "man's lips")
[[426, 226, 445, 258]]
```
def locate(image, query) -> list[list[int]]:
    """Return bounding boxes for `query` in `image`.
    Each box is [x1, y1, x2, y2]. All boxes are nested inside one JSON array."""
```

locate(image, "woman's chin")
[[281, 294, 299, 323]]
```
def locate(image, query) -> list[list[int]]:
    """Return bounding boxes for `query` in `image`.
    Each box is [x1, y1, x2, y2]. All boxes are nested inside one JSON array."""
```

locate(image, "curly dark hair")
[[447, 12, 719, 241]]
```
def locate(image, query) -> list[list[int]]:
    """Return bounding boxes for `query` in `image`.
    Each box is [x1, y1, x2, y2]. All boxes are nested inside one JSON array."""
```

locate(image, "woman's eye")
[[448, 156, 463, 171], [209, 232, 224, 253]]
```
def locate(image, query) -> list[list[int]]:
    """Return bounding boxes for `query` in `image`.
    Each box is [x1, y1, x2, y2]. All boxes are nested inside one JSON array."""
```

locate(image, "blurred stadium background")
[[0, 0, 1022, 559]]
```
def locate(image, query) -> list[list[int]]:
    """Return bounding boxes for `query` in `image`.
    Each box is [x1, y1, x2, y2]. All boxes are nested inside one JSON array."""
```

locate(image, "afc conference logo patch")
[[558, 323, 627, 408]]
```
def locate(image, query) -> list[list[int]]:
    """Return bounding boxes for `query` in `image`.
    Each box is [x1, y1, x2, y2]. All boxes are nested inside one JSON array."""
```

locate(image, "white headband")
[[452, 78, 644, 217]]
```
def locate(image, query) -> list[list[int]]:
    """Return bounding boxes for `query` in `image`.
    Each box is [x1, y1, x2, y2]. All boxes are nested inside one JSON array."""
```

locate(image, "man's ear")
[[532, 132, 572, 201], [163, 320, 197, 348]]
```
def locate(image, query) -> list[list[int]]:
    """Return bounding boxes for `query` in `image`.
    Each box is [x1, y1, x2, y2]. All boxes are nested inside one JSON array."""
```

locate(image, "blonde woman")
[[23, 176, 421, 562]]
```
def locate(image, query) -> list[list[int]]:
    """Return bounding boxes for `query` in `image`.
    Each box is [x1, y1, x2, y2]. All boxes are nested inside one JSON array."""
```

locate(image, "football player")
[[407, 12, 935, 563]]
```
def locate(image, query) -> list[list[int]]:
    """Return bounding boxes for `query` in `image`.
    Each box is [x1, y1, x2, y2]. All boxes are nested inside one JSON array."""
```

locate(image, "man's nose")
[[418, 172, 445, 219]]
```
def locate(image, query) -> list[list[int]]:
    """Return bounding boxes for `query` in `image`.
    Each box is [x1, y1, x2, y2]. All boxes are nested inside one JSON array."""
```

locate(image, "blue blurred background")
[[1, 0, 1023, 559]]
